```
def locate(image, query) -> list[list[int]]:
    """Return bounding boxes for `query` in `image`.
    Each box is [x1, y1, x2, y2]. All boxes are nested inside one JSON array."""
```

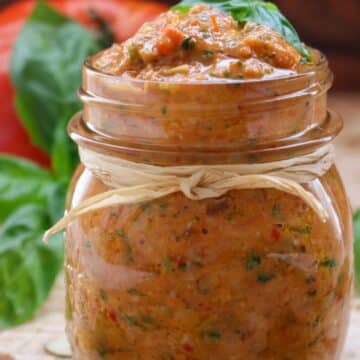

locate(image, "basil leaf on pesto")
[[173, 0, 312, 61]]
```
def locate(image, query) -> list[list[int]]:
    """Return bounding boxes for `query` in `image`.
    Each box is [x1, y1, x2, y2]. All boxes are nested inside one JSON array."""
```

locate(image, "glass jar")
[[64, 52, 353, 360]]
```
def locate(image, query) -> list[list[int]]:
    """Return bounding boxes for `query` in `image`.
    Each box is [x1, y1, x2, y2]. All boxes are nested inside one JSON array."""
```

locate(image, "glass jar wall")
[[64, 54, 353, 360]]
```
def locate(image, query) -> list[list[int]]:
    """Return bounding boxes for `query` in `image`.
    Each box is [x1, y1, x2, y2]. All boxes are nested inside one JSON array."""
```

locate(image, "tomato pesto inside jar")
[[65, 3, 352, 360], [93, 4, 315, 81]]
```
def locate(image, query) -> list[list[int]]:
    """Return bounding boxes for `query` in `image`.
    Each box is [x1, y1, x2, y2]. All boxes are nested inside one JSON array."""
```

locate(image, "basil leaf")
[[11, 2, 101, 175], [0, 157, 57, 223], [0, 156, 66, 328], [0, 205, 63, 328], [354, 210, 360, 294], [46, 180, 68, 225], [173, 0, 311, 61], [51, 119, 80, 180]]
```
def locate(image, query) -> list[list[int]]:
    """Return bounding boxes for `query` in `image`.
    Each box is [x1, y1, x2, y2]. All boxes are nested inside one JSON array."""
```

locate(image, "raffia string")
[[44, 144, 334, 242]]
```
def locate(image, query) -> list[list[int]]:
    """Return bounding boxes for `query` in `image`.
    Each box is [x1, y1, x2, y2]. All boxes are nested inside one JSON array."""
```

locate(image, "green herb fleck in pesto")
[[127, 43, 137, 61], [178, 262, 188, 271], [257, 273, 275, 283], [307, 289, 317, 297], [141, 315, 159, 329], [97, 345, 109, 357], [99, 288, 107, 301], [202, 50, 214, 58], [182, 36, 196, 50], [124, 243, 134, 262], [191, 260, 203, 268], [116, 229, 128, 239], [290, 225, 313, 235], [117, 229, 133, 262], [223, 71, 231, 78], [119, 311, 140, 326], [312, 316, 320, 327], [320, 257, 337, 269], [306, 275, 316, 284], [110, 211, 119, 219], [163, 256, 173, 272], [134, 203, 150, 222], [308, 333, 323, 347], [200, 30, 210, 39], [202, 329, 221, 340], [246, 253, 261, 270], [271, 204, 281, 218], [127, 288, 145, 297], [300, 57, 309, 65], [161, 105, 168, 115], [140, 203, 150, 211], [227, 211, 236, 221], [123, 314, 139, 327], [120, 312, 158, 330], [248, 153, 259, 164]]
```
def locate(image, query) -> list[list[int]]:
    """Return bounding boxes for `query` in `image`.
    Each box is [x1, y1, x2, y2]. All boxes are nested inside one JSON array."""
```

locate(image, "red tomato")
[[0, 0, 167, 167]]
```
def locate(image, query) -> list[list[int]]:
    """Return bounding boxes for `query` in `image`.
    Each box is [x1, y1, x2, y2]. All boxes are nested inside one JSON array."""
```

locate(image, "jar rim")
[[81, 49, 332, 112], [69, 109, 343, 165], [75, 48, 338, 165]]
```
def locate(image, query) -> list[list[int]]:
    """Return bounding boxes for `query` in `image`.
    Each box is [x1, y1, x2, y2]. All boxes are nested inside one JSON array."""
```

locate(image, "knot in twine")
[[44, 144, 334, 242]]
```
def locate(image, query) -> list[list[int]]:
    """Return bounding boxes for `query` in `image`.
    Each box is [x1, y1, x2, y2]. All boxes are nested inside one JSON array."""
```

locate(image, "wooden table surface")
[[0, 93, 359, 359]]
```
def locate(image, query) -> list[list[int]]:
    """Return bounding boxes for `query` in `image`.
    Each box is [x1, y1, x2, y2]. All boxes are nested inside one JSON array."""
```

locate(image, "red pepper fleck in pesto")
[[271, 226, 281, 242], [182, 342, 194, 352]]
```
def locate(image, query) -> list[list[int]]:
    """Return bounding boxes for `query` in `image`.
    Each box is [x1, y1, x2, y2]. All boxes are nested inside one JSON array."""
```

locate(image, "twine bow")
[[44, 144, 334, 242]]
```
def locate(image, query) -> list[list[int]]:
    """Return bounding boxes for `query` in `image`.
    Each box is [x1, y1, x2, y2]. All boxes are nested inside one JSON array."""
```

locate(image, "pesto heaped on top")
[[93, 4, 312, 81]]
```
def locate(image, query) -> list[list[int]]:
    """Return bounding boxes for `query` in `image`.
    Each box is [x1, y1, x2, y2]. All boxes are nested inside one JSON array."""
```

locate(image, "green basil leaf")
[[0, 205, 63, 328], [46, 180, 68, 225], [51, 119, 80, 180], [10, 1, 101, 174], [0, 156, 67, 328], [354, 210, 360, 294], [173, 0, 311, 61], [0, 157, 57, 223]]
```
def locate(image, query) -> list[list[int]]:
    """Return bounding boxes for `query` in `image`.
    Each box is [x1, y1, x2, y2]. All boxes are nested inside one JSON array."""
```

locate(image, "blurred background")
[[0, 0, 359, 358]]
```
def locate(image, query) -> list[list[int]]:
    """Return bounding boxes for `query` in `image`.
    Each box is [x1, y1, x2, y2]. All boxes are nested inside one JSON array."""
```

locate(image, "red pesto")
[[93, 4, 306, 81], [64, 3, 352, 360]]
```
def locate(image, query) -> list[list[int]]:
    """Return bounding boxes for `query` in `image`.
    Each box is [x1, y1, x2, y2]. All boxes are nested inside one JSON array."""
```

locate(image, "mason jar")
[[62, 51, 353, 360]]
